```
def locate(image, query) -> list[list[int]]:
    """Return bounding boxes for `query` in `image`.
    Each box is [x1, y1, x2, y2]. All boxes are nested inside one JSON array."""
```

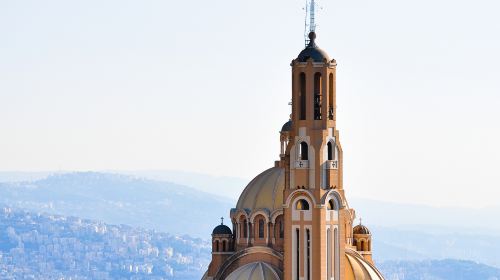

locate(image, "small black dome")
[[281, 120, 292, 132], [297, 32, 330, 63], [353, 224, 371, 235], [212, 224, 232, 235]]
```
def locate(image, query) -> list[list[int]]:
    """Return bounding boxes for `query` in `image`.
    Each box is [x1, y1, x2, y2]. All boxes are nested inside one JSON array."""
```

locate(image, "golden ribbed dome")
[[345, 249, 385, 280], [225, 262, 280, 280], [353, 224, 371, 235], [236, 167, 284, 212]]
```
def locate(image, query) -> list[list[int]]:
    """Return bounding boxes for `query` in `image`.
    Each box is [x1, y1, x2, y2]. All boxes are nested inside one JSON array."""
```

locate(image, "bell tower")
[[203, 3, 386, 279], [287, 30, 342, 194], [282, 3, 352, 279]]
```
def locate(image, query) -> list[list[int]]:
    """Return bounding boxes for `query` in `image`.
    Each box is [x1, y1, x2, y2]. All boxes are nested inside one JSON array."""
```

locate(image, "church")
[[202, 6, 385, 280]]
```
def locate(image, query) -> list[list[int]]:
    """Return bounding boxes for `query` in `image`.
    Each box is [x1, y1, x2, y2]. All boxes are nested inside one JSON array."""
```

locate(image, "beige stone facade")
[[202, 32, 384, 280]]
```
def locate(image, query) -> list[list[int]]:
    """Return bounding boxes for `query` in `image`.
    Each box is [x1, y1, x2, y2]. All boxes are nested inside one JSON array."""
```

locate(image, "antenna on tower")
[[310, 0, 316, 33], [303, 0, 319, 47]]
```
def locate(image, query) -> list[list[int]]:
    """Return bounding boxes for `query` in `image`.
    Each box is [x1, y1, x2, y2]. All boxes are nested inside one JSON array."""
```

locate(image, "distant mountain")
[[0, 170, 249, 200], [349, 198, 500, 233], [0, 172, 233, 238], [0, 206, 209, 279], [3, 171, 499, 232], [371, 226, 500, 269], [0, 171, 60, 183], [378, 259, 500, 280], [115, 170, 247, 200]]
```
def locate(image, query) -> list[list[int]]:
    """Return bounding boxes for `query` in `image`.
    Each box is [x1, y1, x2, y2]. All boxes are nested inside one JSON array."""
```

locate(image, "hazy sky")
[[1, 0, 499, 208]]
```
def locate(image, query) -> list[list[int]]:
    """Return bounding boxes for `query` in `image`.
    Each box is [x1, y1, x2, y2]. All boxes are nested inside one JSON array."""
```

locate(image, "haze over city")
[[1, 0, 499, 208]]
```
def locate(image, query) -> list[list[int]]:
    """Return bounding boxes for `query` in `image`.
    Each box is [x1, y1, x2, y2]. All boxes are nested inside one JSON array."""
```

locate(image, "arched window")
[[258, 219, 265, 238], [314, 72, 322, 120], [222, 240, 227, 252], [300, 73, 306, 120], [215, 240, 219, 252], [296, 199, 310, 210], [360, 240, 365, 252], [296, 229, 300, 280], [306, 229, 311, 280], [275, 216, 284, 239], [299, 142, 309, 160], [243, 220, 248, 238], [328, 73, 334, 120], [327, 199, 335, 210], [334, 228, 340, 280], [327, 229, 332, 279], [327, 142, 333, 160]]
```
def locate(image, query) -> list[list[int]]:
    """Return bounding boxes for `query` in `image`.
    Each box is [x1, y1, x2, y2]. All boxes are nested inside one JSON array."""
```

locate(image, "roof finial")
[[221, 217, 224, 225], [359, 217, 363, 225]]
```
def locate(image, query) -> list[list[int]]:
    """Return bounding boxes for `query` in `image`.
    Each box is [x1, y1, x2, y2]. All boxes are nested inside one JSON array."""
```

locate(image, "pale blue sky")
[[1, 0, 499, 208]]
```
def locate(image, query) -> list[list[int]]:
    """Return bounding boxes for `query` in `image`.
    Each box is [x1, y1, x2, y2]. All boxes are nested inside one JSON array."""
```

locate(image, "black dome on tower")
[[297, 32, 331, 63], [212, 224, 232, 235], [281, 120, 292, 132]]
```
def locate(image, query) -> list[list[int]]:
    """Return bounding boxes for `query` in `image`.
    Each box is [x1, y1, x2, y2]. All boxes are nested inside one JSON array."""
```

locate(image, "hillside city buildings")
[[0, 207, 208, 279]]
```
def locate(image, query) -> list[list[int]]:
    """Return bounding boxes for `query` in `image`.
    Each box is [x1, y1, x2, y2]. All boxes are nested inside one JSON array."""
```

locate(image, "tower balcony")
[[326, 160, 338, 170], [295, 160, 309, 169]]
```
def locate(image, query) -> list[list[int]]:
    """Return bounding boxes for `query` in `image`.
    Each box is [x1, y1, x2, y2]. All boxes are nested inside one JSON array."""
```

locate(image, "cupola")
[[352, 219, 374, 264], [281, 120, 292, 132], [353, 224, 371, 235], [212, 218, 233, 253], [212, 224, 232, 235]]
